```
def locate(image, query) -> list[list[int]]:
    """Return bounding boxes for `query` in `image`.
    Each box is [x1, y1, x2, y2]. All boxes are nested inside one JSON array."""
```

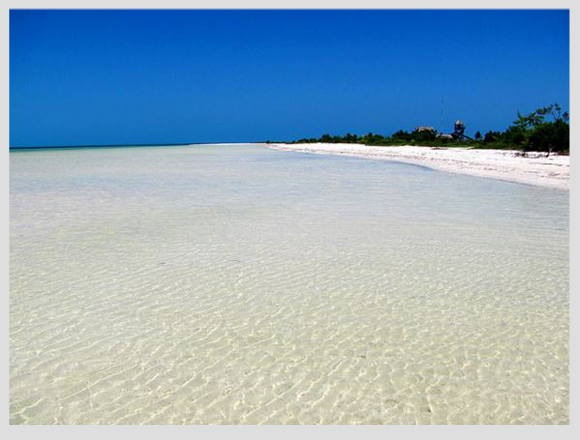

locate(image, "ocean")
[[9, 144, 569, 424]]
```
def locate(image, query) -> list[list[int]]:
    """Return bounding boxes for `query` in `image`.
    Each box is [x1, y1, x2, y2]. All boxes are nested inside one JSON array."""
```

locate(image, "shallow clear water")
[[10, 145, 569, 424]]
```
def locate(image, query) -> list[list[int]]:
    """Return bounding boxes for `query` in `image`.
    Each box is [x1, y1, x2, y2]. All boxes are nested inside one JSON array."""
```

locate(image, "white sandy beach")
[[264, 143, 570, 190]]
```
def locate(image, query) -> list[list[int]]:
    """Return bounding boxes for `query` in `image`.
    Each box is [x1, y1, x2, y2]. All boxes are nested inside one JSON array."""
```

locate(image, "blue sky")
[[10, 10, 569, 147]]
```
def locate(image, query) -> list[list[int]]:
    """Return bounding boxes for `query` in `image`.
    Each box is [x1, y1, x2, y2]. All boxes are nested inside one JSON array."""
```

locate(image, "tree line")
[[287, 104, 569, 155]]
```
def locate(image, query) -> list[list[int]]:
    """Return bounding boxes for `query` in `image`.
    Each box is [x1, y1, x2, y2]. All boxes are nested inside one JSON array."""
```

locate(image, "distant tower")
[[452, 120, 466, 140]]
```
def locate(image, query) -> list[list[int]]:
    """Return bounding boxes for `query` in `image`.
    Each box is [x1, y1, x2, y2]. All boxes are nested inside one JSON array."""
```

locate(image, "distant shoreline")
[[264, 143, 570, 191], [11, 142, 569, 190]]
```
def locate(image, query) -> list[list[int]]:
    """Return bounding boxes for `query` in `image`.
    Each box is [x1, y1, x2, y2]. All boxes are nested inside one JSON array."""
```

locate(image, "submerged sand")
[[265, 143, 569, 190], [10, 145, 569, 424]]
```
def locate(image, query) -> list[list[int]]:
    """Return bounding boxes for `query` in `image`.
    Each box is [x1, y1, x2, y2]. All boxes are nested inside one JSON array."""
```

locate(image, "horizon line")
[[9, 141, 276, 150]]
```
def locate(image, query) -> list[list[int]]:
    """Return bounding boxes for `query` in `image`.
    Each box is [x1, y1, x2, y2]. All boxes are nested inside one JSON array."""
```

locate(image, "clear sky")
[[10, 9, 569, 147]]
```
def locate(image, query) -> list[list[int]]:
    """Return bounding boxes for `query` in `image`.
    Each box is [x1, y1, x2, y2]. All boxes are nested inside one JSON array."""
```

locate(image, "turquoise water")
[[10, 145, 569, 424]]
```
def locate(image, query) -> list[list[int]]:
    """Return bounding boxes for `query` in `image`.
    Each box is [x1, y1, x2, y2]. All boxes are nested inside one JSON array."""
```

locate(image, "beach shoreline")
[[11, 144, 569, 424], [260, 143, 569, 190]]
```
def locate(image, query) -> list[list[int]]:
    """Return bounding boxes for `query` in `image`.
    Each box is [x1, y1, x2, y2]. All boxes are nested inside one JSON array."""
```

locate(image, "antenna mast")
[[440, 98, 444, 133]]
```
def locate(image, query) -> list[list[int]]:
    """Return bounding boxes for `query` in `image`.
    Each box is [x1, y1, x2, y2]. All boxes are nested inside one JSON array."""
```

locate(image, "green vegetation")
[[290, 104, 569, 155]]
